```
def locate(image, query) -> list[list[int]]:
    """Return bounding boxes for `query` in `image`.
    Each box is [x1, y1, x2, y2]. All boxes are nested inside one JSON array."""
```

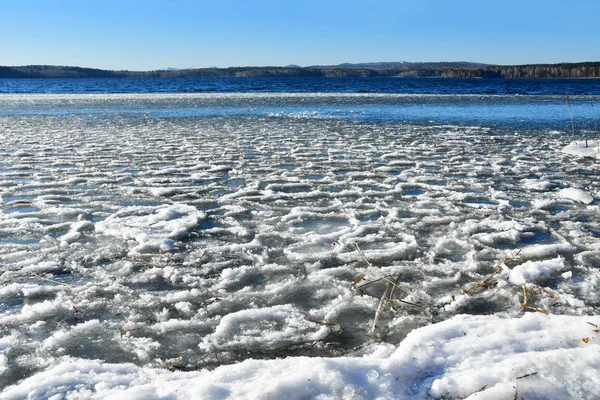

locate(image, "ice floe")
[[562, 140, 600, 159], [1, 94, 600, 398], [95, 204, 205, 256], [559, 187, 594, 205]]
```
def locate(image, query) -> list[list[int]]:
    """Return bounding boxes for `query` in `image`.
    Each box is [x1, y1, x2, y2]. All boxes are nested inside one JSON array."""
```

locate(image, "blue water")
[[1, 76, 600, 95], [1, 77, 599, 129]]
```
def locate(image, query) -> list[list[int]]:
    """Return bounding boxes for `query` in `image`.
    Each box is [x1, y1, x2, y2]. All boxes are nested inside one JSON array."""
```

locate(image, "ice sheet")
[[2, 314, 598, 400], [1, 94, 600, 397]]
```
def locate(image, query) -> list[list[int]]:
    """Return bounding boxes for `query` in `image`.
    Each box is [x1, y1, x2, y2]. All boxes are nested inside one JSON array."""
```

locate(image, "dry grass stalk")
[[461, 266, 503, 296], [355, 275, 413, 300], [349, 274, 366, 289], [31, 273, 77, 287], [521, 285, 549, 315], [592, 101, 599, 152], [120, 328, 139, 337], [354, 243, 397, 286], [566, 93, 576, 138], [354, 243, 409, 299], [531, 287, 557, 298], [461, 250, 523, 295], [371, 286, 389, 334], [389, 274, 402, 300], [514, 371, 537, 400], [387, 298, 419, 307], [353, 243, 418, 334], [317, 321, 339, 326], [517, 372, 537, 380]]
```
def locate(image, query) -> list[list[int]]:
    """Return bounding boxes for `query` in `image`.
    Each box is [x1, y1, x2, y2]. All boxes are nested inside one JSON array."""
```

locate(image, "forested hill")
[[1, 62, 600, 79], [441, 62, 600, 78]]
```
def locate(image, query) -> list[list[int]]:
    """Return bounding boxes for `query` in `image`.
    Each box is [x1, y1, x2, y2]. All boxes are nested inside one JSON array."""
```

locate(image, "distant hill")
[[332, 61, 488, 70], [441, 62, 600, 78], [1, 62, 600, 79]]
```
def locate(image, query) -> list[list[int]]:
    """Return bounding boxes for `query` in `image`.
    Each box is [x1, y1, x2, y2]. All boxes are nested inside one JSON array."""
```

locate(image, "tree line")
[[441, 62, 600, 78], [1, 62, 600, 79]]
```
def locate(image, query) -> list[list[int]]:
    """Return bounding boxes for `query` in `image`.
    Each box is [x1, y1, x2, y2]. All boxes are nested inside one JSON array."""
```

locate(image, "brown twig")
[[566, 93, 576, 138], [354, 243, 418, 333], [517, 372, 538, 380], [521, 285, 549, 315], [354, 243, 398, 287], [462, 266, 503, 295], [371, 286, 389, 334], [591, 101, 599, 152]]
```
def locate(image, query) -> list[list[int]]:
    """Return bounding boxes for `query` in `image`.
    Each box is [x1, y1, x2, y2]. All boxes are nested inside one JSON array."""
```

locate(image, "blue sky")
[[1, 0, 599, 70]]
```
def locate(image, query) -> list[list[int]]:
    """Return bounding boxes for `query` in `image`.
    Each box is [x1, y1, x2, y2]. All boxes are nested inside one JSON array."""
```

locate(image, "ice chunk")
[[559, 188, 593, 204], [561, 140, 600, 159], [509, 257, 566, 285], [200, 304, 329, 351], [59, 220, 95, 244], [518, 242, 577, 260], [521, 179, 556, 191], [95, 204, 204, 256]]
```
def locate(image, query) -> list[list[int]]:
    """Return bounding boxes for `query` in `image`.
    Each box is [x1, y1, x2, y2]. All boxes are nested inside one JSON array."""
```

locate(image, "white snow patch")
[[59, 220, 95, 244], [561, 140, 600, 159], [521, 179, 556, 191], [559, 188, 594, 204], [95, 204, 204, 255], [200, 304, 329, 351], [509, 257, 566, 285], [2, 314, 599, 399], [518, 242, 578, 260]]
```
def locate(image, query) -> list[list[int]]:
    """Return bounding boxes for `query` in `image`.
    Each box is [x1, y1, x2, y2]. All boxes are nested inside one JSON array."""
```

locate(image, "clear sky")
[[1, 0, 599, 70]]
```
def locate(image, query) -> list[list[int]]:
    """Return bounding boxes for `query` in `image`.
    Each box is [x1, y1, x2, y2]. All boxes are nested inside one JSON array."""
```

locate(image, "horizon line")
[[4, 60, 600, 73]]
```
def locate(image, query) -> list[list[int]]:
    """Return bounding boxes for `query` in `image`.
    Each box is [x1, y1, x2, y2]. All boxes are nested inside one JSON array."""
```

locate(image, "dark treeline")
[[442, 62, 600, 78], [1, 62, 600, 79]]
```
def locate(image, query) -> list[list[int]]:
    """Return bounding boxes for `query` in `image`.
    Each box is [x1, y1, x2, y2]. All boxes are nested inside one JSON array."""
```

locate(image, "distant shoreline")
[[1, 61, 600, 79]]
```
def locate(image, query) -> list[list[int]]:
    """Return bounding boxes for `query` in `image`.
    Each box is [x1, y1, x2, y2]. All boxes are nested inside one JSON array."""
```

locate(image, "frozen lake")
[[1, 92, 599, 398]]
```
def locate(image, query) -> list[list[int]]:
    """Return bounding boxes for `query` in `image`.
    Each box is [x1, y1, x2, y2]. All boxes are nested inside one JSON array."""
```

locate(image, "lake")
[[1, 78, 599, 398]]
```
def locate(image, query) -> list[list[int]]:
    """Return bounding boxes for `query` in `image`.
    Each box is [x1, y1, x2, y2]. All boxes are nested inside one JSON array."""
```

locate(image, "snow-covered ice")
[[1, 313, 599, 399], [559, 187, 594, 204], [562, 139, 600, 159], [1, 93, 600, 398]]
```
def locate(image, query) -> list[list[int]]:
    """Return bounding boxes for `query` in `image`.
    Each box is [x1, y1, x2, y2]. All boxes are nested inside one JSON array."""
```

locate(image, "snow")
[[59, 220, 95, 244], [561, 140, 600, 159], [94, 204, 205, 256], [1, 93, 600, 398], [1, 314, 599, 399], [508, 256, 566, 285], [559, 187, 594, 205], [199, 304, 330, 351]]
